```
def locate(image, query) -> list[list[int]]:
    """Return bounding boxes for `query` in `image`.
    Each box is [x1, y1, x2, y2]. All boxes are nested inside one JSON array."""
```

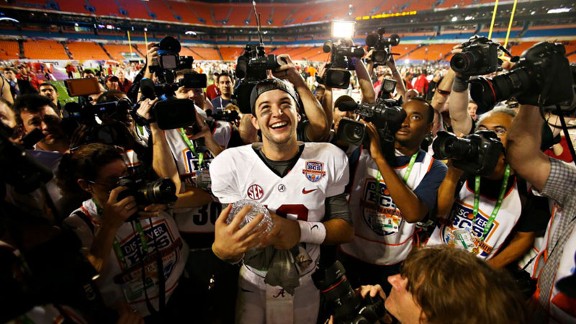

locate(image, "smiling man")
[[210, 77, 353, 323]]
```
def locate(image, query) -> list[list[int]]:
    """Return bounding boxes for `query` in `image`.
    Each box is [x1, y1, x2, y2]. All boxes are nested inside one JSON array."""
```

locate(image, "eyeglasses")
[[477, 125, 507, 136]]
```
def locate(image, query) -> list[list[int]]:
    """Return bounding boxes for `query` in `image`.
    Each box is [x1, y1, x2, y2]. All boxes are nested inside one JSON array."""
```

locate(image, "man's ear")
[[297, 113, 302, 122], [77, 179, 92, 193], [251, 114, 260, 130]]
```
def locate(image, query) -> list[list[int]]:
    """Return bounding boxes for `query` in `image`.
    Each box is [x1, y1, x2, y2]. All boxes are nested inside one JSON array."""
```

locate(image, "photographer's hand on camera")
[[144, 43, 159, 79], [273, 54, 330, 141], [213, 204, 268, 263]]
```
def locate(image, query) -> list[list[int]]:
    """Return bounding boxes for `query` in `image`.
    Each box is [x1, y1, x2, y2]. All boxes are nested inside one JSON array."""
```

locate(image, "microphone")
[[336, 100, 358, 112]]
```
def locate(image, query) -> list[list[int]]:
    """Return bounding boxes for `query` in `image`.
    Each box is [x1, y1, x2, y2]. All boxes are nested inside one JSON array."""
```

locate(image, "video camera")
[[432, 130, 504, 176], [209, 109, 240, 123], [469, 42, 575, 113], [320, 40, 365, 89], [148, 36, 194, 85], [335, 97, 406, 146], [234, 44, 280, 114], [313, 260, 385, 324], [450, 35, 500, 77], [365, 29, 400, 66]]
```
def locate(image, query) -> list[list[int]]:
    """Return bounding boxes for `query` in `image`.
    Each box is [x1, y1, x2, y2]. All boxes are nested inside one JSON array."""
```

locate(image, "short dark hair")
[[406, 96, 434, 123], [39, 82, 57, 92], [14, 94, 56, 115], [217, 72, 232, 84]]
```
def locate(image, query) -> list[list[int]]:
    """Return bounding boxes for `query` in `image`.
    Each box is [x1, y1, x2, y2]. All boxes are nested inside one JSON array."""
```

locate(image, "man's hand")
[[264, 211, 301, 250], [102, 187, 139, 228], [213, 204, 268, 262], [136, 98, 158, 121]]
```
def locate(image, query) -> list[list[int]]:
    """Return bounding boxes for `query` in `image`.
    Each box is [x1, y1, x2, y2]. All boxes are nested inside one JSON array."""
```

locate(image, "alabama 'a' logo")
[[302, 161, 326, 182], [247, 184, 264, 200]]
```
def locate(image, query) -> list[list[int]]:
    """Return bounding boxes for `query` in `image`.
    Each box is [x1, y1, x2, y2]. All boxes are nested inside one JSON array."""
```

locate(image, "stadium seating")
[[104, 44, 143, 61], [0, 41, 20, 60], [66, 42, 109, 61], [23, 40, 69, 60]]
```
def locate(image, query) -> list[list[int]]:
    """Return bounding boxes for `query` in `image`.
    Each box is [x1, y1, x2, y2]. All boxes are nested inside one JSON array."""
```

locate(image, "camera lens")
[[141, 178, 177, 204], [470, 68, 531, 114], [450, 52, 476, 74], [158, 36, 181, 55], [432, 131, 476, 161]]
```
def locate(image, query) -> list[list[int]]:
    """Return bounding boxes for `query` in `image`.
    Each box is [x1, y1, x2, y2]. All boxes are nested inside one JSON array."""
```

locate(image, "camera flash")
[[332, 21, 355, 39]]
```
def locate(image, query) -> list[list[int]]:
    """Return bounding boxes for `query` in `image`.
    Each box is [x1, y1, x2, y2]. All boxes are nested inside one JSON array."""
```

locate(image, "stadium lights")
[[547, 8, 570, 14], [331, 21, 355, 39], [185, 31, 197, 35]]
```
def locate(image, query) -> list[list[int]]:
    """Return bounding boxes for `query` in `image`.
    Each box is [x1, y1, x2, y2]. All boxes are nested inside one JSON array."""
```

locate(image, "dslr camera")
[[313, 260, 385, 324], [450, 35, 500, 76], [149, 36, 195, 85], [469, 42, 575, 113], [320, 40, 365, 89], [234, 44, 280, 113], [117, 176, 178, 206], [336, 97, 406, 146], [432, 130, 504, 176], [365, 29, 400, 66]]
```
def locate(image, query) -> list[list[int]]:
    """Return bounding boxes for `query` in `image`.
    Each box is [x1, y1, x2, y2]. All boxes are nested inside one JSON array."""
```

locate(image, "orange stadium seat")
[[67, 42, 109, 61], [168, 0, 213, 24], [146, 0, 175, 21], [57, 0, 89, 14], [104, 44, 143, 61], [225, 5, 252, 26], [219, 47, 245, 61], [93, 1, 121, 17], [117, 0, 150, 20], [186, 47, 221, 60], [0, 41, 20, 60], [23, 40, 69, 60]]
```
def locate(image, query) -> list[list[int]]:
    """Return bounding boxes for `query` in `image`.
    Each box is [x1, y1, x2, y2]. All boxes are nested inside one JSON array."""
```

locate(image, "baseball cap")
[[249, 78, 300, 115], [106, 75, 119, 82]]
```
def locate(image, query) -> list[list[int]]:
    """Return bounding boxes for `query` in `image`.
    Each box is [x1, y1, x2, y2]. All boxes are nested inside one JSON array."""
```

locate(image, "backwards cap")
[[250, 78, 300, 115]]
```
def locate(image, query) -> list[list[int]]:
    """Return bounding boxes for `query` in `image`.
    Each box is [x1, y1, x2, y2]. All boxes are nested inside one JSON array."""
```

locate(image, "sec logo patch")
[[247, 184, 264, 200]]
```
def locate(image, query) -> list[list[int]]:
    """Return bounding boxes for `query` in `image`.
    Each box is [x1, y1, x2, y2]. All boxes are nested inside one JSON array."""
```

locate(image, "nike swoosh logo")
[[240, 288, 254, 293], [302, 188, 317, 194], [311, 224, 319, 230]]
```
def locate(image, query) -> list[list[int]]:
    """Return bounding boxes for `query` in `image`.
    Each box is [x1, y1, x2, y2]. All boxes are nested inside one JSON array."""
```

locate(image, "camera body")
[[365, 30, 400, 66], [321, 41, 365, 89], [432, 130, 504, 176], [149, 36, 195, 85], [450, 36, 500, 76], [116, 176, 178, 206], [236, 44, 280, 82], [313, 260, 385, 324], [470, 42, 575, 113], [210, 109, 240, 123], [336, 98, 406, 146], [234, 44, 280, 114]]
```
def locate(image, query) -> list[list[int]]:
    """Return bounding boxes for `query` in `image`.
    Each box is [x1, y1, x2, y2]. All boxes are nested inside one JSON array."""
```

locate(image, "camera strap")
[[179, 128, 204, 166], [376, 152, 418, 184], [472, 164, 511, 241]]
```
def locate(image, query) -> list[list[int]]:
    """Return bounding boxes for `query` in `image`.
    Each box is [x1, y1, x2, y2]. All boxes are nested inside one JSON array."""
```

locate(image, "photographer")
[[357, 246, 527, 323], [507, 105, 576, 322], [338, 97, 447, 293], [140, 40, 239, 322], [56, 143, 188, 323], [428, 108, 540, 274]]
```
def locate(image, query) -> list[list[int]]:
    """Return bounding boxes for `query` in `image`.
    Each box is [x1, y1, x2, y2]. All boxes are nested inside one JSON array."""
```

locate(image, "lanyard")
[[112, 220, 150, 269], [376, 152, 418, 184], [179, 128, 204, 167], [473, 164, 511, 241]]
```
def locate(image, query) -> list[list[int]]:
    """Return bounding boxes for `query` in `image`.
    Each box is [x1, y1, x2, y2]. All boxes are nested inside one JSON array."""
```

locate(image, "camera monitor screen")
[[65, 78, 101, 97]]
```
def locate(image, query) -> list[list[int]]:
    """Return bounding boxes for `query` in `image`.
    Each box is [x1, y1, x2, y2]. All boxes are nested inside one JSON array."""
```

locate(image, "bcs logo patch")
[[302, 161, 326, 182], [247, 184, 264, 200]]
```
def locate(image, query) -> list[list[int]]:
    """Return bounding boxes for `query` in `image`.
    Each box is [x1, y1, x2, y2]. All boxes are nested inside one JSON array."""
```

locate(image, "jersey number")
[[192, 202, 222, 225], [275, 204, 309, 221]]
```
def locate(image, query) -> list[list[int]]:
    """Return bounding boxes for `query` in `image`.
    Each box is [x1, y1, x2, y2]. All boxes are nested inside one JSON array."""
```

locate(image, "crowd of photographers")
[[0, 32, 575, 324]]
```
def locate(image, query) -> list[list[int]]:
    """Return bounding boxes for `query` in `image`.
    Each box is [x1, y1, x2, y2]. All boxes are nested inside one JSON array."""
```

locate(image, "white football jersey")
[[210, 142, 349, 275], [164, 128, 221, 234], [427, 177, 523, 260], [340, 149, 437, 265]]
